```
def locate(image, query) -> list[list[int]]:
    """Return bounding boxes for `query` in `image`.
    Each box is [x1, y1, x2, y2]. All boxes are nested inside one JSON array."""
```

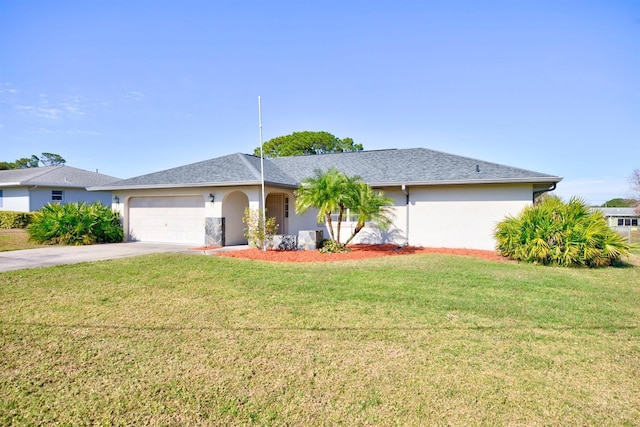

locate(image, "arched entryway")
[[222, 191, 249, 245]]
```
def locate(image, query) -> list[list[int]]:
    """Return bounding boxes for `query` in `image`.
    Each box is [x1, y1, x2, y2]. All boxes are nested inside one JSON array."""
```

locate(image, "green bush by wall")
[[28, 202, 124, 245], [0, 211, 34, 229]]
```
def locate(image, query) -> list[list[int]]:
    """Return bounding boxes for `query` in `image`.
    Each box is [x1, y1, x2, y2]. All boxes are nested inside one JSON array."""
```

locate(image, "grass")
[[1, 252, 639, 425], [0, 229, 42, 252]]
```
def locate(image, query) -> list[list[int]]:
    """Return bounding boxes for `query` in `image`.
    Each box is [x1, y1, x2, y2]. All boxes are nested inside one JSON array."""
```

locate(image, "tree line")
[[0, 153, 66, 170]]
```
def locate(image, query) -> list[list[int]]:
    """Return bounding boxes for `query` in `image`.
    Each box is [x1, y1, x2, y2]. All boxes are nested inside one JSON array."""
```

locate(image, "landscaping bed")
[[215, 243, 507, 262]]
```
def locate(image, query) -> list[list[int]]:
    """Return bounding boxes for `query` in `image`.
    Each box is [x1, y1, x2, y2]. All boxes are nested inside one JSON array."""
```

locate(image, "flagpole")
[[258, 96, 267, 251]]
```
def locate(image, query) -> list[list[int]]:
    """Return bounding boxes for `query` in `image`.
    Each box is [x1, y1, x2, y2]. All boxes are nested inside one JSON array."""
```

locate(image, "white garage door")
[[128, 196, 205, 245]]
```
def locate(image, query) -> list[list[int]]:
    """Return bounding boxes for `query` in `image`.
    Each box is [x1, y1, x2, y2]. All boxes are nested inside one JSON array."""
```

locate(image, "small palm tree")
[[343, 182, 394, 245], [295, 168, 394, 250], [295, 167, 351, 243]]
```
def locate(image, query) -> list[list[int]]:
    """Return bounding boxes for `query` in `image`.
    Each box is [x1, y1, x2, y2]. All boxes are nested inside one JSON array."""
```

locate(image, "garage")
[[128, 196, 205, 245]]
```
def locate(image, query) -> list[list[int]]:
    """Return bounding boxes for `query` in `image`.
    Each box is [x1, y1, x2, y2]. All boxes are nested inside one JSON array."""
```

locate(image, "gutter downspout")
[[533, 183, 557, 202], [401, 184, 409, 245]]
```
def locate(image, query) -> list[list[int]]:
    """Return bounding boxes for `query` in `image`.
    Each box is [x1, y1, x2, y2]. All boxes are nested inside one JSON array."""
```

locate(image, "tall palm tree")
[[343, 182, 394, 245]]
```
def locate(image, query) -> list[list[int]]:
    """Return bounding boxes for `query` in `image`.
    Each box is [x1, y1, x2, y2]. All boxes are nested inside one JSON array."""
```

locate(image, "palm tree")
[[343, 182, 394, 246], [294, 168, 350, 243], [295, 168, 395, 248], [494, 195, 630, 267]]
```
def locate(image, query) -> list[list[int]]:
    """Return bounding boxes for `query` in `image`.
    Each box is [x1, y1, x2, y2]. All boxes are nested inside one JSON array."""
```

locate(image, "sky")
[[1, 0, 638, 205]]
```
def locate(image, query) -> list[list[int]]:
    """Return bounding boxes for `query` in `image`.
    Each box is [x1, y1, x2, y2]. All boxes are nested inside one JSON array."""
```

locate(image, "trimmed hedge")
[[0, 211, 34, 229]]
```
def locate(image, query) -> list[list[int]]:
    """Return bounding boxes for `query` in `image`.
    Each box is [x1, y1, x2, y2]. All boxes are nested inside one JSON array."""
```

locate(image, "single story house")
[[593, 207, 639, 231], [0, 166, 119, 212], [91, 148, 562, 251]]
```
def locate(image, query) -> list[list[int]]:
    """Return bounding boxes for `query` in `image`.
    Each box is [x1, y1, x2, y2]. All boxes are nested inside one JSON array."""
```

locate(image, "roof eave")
[[89, 180, 299, 191], [367, 177, 563, 187]]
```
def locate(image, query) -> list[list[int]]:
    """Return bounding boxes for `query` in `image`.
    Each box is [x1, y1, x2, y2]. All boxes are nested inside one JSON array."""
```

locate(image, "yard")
[[1, 249, 639, 425], [0, 229, 42, 252]]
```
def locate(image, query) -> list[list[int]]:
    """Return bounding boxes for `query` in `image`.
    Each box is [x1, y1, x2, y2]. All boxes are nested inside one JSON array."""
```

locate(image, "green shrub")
[[242, 208, 278, 249], [28, 202, 124, 245], [495, 196, 630, 267], [0, 211, 34, 229], [319, 238, 349, 253]]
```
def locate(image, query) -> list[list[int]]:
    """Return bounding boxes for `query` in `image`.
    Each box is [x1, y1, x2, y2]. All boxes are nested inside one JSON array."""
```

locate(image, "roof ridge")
[[21, 165, 63, 182], [236, 153, 263, 180]]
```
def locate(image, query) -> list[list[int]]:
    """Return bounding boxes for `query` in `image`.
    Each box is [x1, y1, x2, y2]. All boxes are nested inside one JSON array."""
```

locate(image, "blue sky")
[[1, 1, 638, 205]]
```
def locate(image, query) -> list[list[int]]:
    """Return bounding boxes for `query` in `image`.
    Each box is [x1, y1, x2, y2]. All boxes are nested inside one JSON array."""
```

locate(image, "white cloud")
[[14, 96, 86, 120], [126, 91, 145, 101], [15, 105, 63, 120], [37, 128, 100, 136]]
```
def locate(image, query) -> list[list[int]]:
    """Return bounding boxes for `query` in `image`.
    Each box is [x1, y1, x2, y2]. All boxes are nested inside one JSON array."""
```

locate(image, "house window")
[[0, 189, 3, 207], [285, 197, 289, 218], [51, 190, 64, 201], [633, 219, 638, 227], [618, 219, 624, 226]]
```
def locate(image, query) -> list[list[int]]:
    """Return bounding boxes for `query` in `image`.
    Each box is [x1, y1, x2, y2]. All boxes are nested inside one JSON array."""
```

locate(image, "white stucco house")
[[91, 148, 562, 250], [593, 207, 639, 231], [0, 166, 119, 212]]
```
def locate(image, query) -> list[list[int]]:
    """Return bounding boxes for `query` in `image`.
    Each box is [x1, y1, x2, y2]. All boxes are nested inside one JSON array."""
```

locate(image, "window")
[[0, 189, 3, 207], [633, 219, 638, 227], [285, 197, 289, 218], [51, 190, 64, 201], [618, 218, 624, 226]]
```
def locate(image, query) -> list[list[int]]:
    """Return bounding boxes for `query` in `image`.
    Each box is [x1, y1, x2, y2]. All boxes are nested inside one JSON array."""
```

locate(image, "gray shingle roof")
[[92, 148, 561, 190], [593, 207, 638, 217], [0, 166, 120, 188], [271, 148, 560, 185]]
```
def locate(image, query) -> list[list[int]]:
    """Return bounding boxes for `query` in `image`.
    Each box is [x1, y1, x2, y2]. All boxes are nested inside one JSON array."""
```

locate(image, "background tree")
[[601, 198, 638, 208], [254, 131, 363, 157], [38, 152, 66, 166], [1, 153, 66, 169], [13, 156, 40, 169]]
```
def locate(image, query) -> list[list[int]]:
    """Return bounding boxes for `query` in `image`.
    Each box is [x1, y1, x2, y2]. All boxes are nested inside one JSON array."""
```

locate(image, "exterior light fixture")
[[114, 195, 120, 205], [209, 193, 215, 203]]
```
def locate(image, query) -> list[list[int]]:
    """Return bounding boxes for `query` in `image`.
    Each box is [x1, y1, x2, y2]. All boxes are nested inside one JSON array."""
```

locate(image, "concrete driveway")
[[0, 242, 204, 273]]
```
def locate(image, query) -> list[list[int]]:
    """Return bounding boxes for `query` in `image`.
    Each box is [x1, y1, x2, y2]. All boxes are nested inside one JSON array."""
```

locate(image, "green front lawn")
[[0, 229, 43, 252], [1, 253, 639, 425]]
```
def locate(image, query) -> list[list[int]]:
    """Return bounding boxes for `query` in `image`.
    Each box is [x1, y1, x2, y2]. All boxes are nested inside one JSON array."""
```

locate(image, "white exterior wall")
[[0, 186, 112, 212], [0, 187, 30, 212], [29, 187, 112, 211], [322, 184, 533, 250], [407, 184, 532, 250], [108, 183, 534, 250], [112, 186, 265, 245]]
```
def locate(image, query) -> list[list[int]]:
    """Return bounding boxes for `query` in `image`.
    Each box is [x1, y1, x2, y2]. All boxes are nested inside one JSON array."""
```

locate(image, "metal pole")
[[258, 96, 267, 251]]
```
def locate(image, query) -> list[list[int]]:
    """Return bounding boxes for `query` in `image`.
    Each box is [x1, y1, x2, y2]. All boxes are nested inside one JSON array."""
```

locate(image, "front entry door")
[[265, 194, 286, 234]]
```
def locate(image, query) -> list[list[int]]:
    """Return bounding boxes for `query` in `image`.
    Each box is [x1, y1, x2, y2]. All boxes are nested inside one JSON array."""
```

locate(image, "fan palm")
[[495, 195, 630, 267]]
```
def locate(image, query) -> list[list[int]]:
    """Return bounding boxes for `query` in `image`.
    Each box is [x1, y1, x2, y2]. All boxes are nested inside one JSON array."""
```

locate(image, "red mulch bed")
[[214, 244, 507, 263]]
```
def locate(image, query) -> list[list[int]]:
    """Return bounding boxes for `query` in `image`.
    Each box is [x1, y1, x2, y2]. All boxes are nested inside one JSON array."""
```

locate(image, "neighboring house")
[[0, 166, 120, 212], [593, 207, 639, 231], [91, 148, 562, 250]]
